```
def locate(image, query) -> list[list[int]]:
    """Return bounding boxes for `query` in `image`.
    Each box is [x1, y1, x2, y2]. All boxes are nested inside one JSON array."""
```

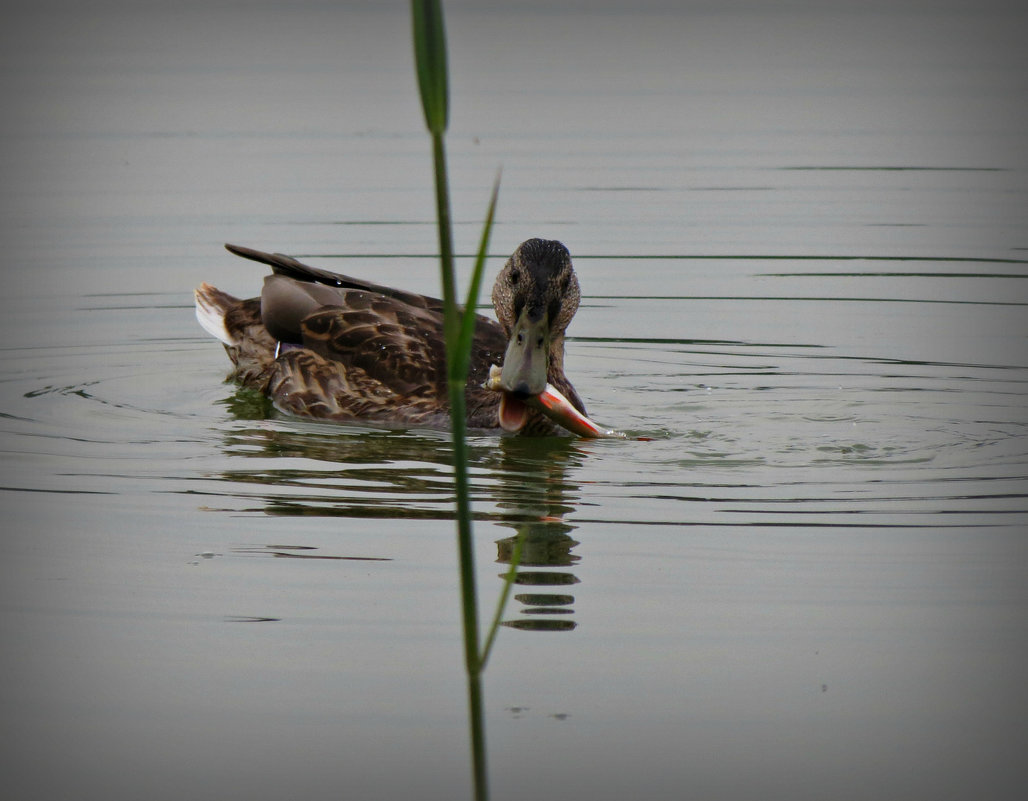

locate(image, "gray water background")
[[1, 2, 1026, 799]]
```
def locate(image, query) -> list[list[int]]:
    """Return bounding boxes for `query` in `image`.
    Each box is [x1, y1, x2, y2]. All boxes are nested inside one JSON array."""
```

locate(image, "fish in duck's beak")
[[484, 364, 624, 438], [496, 305, 549, 432]]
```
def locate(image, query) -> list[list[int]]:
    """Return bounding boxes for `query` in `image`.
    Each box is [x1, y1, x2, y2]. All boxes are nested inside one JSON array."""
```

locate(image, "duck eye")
[[509, 269, 520, 284]]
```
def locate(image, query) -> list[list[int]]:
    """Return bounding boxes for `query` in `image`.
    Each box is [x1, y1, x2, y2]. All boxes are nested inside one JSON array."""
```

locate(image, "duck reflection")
[[212, 387, 587, 630], [491, 437, 583, 632]]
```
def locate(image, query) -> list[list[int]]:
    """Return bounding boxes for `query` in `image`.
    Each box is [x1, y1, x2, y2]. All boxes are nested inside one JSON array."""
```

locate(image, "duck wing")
[[232, 243, 508, 408], [299, 292, 448, 398], [299, 295, 505, 391], [226, 243, 443, 314]]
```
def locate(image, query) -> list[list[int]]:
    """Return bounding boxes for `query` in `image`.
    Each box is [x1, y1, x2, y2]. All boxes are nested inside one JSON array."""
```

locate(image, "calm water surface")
[[2, 2, 1026, 800]]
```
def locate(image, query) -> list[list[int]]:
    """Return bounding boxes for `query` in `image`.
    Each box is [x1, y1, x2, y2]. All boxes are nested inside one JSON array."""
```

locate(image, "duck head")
[[491, 238, 581, 431]]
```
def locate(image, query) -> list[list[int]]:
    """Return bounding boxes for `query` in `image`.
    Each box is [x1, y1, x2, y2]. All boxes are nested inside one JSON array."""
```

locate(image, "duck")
[[194, 238, 591, 435]]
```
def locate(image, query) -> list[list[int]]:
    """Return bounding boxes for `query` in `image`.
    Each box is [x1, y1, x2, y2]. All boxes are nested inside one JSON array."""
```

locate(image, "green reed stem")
[[429, 106, 490, 801], [412, 2, 505, 799], [480, 530, 523, 669], [431, 132, 459, 354]]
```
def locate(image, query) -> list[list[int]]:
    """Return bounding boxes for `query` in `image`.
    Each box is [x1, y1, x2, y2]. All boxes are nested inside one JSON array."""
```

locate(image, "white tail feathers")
[[194, 283, 237, 346]]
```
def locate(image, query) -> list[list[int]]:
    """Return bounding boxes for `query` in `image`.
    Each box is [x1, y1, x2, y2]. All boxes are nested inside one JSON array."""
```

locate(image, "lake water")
[[2, 1, 1026, 799]]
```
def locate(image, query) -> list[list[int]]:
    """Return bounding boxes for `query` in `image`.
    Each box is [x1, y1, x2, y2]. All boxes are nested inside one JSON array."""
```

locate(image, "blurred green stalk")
[[412, 2, 503, 799]]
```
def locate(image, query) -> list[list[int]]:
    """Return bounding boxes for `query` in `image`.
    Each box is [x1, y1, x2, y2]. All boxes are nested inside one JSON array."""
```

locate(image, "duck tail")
[[194, 282, 239, 346]]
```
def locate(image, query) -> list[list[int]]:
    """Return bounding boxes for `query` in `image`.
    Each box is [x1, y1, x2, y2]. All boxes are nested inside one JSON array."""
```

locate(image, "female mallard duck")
[[195, 238, 609, 436]]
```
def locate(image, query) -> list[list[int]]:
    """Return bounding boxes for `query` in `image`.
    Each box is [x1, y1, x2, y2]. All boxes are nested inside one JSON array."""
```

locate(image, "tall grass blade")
[[431, 133, 458, 350], [453, 173, 501, 382], [480, 529, 523, 669], [412, 2, 495, 799], [411, 0, 449, 134]]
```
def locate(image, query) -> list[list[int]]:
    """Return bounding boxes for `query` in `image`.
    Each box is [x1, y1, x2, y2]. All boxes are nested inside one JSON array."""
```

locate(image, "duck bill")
[[499, 307, 550, 397]]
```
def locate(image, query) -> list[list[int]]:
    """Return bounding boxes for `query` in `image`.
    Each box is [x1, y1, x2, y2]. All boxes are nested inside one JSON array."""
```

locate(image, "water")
[[2, 2, 1027, 799]]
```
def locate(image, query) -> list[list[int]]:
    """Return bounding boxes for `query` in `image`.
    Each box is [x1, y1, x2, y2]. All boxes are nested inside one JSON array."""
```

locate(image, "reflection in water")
[[212, 387, 589, 631], [491, 438, 584, 632], [231, 544, 392, 562]]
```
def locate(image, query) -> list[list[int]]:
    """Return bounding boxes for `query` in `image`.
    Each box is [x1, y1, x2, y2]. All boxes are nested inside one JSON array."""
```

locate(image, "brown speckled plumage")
[[194, 240, 586, 434]]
